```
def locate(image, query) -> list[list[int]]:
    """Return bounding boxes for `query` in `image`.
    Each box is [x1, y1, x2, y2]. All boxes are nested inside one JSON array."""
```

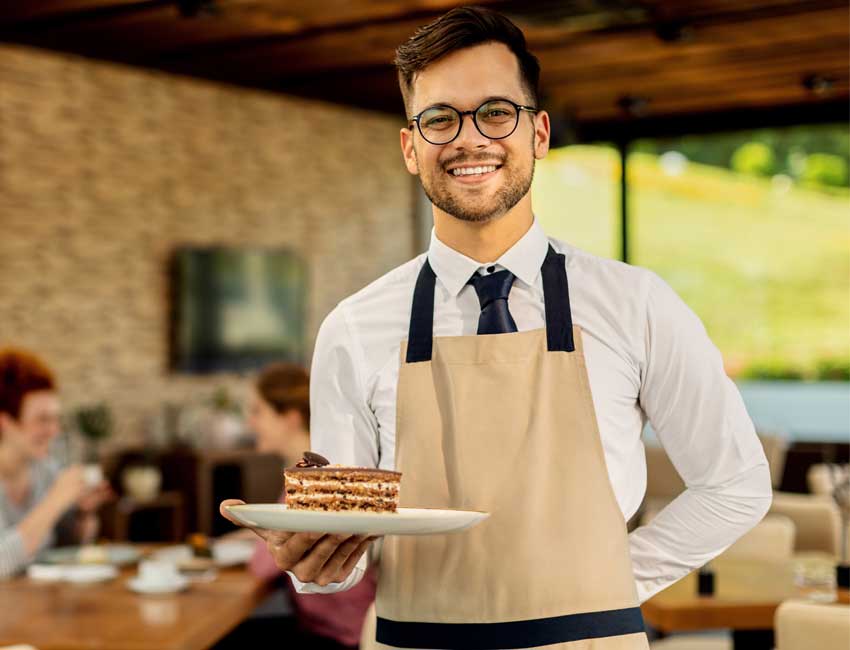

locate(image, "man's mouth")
[[445, 164, 503, 182]]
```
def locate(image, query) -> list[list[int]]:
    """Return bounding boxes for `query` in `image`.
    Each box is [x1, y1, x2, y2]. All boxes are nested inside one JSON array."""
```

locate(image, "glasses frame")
[[409, 98, 539, 145]]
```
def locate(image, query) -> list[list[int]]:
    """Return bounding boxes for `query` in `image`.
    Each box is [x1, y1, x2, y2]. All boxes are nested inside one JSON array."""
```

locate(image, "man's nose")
[[453, 113, 490, 149]]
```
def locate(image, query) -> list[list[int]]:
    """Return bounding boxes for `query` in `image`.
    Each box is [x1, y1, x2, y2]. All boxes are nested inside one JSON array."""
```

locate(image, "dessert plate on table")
[[224, 504, 489, 536], [40, 544, 141, 566]]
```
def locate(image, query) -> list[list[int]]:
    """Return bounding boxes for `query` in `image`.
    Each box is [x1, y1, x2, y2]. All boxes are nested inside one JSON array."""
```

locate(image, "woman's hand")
[[46, 465, 88, 513], [76, 481, 115, 513]]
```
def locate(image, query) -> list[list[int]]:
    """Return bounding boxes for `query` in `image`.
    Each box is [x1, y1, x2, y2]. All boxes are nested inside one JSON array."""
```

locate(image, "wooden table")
[[0, 549, 270, 650], [641, 553, 848, 650]]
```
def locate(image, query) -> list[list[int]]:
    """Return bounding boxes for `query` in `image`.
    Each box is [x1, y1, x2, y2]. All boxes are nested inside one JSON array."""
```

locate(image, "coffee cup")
[[83, 464, 103, 488], [137, 560, 180, 586]]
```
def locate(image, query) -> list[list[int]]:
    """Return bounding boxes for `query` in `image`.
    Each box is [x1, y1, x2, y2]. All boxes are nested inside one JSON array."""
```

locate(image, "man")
[[222, 7, 772, 648]]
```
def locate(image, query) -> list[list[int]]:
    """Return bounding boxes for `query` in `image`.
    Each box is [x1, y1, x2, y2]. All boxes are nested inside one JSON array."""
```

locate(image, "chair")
[[723, 513, 795, 561], [360, 601, 377, 650], [807, 463, 849, 496], [650, 635, 730, 650], [640, 433, 788, 526], [770, 492, 842, 556], [774, 600, 850, 650], [758, 432, 789, 489]]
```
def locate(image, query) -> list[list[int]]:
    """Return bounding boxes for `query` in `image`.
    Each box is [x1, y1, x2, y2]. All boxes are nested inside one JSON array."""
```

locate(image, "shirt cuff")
[[287, 553, 368, 594]]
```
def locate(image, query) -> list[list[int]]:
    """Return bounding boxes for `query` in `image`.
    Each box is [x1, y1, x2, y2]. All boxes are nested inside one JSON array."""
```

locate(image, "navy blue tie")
[[468, 269, 518, 335]]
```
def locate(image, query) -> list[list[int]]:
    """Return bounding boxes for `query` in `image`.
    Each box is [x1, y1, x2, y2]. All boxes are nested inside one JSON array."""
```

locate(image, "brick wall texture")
[[0, 44, 417, 448]]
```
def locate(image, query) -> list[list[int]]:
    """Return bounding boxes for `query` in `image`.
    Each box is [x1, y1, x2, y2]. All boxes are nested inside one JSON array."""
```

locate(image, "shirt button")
[[487, 265, 495, 274]]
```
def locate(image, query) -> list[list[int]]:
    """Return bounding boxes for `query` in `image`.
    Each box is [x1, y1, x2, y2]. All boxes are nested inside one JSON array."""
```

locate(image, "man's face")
[[400, 42, 550, 223]]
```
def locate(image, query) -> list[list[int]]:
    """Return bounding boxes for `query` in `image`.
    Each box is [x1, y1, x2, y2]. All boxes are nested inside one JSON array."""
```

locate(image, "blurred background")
[[0, 1, 847, 649]]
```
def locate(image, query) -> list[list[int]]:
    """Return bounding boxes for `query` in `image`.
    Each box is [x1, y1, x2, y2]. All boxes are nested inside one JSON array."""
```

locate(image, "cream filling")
[[286, 478, 398, 492], [289, 492, 398, 504]]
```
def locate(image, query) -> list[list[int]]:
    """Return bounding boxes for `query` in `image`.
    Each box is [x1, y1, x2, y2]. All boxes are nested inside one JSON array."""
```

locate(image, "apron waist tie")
[[376, 606, 646, 649]]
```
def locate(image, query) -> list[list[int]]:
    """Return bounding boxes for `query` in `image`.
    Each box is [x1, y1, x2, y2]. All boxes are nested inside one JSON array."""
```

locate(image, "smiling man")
[[222, 7, 772, 649]]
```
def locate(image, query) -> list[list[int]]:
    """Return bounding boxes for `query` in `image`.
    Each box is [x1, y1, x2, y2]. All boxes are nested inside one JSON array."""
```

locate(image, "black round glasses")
[[409, 98, 538, 145]]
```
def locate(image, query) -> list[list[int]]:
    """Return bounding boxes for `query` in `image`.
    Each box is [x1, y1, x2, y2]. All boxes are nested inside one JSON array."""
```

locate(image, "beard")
[[416, 148, 535, 223]]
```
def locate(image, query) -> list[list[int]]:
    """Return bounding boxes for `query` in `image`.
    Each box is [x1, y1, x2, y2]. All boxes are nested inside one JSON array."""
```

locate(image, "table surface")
[[641, 552, 849, 633], [0, 548, 270, 650]]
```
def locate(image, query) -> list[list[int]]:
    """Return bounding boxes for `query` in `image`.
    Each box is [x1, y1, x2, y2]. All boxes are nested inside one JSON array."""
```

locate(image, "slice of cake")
[[284, 451, 401, 513]]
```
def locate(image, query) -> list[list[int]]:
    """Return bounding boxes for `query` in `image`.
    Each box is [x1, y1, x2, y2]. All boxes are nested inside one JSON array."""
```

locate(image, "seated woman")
[[0, 348, 112, 578], [246, 362, 376, 650]]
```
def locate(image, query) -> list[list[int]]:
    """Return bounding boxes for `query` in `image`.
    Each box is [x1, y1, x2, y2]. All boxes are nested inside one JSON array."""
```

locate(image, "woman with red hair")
[[0, 348, 112, 578]]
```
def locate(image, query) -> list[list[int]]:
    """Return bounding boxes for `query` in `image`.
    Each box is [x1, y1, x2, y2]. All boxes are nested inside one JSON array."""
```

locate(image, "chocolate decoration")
[[296, 451, 330, 468]]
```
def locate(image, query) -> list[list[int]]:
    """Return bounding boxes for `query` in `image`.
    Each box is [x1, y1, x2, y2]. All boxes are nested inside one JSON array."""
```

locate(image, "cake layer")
[[285, 477, 399, 496], [284, 461, 402, 513], [287, 495, 397, 513]]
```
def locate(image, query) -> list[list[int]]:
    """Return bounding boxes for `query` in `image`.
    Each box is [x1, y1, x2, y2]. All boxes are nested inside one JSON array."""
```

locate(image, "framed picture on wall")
[[170, 247, 307, 373]]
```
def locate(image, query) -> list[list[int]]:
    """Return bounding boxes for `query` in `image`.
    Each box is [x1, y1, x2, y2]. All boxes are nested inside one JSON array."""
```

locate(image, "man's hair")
[[256, 362, 310, 425], [394, 6, 540, 115], [0, 348, 56, 422]]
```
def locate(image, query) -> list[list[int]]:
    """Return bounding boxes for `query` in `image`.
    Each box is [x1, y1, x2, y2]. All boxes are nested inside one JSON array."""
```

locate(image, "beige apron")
[[375, 246, 648, 649]]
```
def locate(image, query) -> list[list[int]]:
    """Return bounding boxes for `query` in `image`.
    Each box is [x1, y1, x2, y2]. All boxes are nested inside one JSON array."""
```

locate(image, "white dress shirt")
[[291, 217, 772, 603]]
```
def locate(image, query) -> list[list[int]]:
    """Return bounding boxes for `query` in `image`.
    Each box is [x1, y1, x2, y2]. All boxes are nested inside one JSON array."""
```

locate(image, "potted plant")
[[74, 403, 114, 463]]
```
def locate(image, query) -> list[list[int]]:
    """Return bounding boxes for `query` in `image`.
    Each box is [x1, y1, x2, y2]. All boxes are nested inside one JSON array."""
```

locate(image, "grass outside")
[[532, 146, 850, 378]]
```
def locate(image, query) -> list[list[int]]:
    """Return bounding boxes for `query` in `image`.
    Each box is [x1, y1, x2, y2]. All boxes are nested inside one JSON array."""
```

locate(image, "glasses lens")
[[476, 101, 518, 139], [419, 106, 460, 144]]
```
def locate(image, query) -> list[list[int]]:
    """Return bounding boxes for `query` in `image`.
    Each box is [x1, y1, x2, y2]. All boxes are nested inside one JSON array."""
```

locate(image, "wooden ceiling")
[[1, 0, 847, 141]]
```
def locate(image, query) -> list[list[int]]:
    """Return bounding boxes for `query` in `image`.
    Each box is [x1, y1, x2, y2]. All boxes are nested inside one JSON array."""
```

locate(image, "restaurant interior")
[[0, 1, 848, 649]]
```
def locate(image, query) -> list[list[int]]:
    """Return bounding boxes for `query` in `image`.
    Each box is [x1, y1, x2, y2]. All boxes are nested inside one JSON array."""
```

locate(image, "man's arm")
[[629, 273, 772, 603], [290, 305, 381, 594]]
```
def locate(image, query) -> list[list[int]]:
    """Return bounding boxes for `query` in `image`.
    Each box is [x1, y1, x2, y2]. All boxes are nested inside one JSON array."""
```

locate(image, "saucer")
[[127, 575, 189, 595]]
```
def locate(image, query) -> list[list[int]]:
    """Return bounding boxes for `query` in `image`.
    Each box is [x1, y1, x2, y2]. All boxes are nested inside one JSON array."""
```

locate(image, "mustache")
[[441, 153, 507, 171]]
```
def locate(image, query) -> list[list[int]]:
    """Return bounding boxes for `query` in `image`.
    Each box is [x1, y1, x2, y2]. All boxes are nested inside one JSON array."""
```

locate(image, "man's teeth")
[[451, 165, 498, 176]]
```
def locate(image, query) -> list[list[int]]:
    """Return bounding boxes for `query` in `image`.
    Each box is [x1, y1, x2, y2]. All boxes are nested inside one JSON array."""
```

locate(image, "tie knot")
[[468, 269, 516, 309]]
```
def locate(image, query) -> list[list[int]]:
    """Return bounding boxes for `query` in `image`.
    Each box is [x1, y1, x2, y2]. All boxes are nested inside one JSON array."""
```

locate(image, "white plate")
[[127, 575, 190, 595], [64, 565, 119, 584], [225, 504, 489, 536], [27, 563, 118, 583], [213, 539, 255, 566], [149, 540, 254, 568], [40, 544, 141, 566]]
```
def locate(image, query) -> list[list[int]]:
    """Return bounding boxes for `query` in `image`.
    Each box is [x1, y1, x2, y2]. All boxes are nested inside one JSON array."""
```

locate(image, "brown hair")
[[0, 348, 56, 421], [394, 6, 540, 114], [256, 362, 310, 426]]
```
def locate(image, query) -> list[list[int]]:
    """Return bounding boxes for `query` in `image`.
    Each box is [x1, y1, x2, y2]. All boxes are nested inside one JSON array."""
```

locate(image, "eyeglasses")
[[409, 98, 538, 145]]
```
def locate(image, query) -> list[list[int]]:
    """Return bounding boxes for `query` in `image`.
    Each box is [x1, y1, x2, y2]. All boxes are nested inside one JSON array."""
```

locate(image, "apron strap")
[[376, 606, 646, 649], [405, 244, 574, 363], [541, 244, 575, 353], [406, 258, 437, 363]]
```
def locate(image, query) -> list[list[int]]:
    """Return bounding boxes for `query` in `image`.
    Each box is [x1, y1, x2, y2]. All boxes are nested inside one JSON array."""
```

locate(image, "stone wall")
[[0, 44, 417, 449]]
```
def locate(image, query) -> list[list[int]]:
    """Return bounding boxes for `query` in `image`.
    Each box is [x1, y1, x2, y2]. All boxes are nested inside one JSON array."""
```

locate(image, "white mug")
[[138, 560, 179, 585], [83, 464, 103, 488]]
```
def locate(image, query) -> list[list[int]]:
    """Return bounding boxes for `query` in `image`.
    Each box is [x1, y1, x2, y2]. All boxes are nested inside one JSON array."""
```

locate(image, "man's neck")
[[433, 202, 534, 263]]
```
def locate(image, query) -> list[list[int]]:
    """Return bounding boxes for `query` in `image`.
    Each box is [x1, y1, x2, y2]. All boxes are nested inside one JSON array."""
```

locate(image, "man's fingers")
[[339, 536, 372, 576], [267, 531, 324, 571], [289, 534, 354, 583], [315, 535, 371, 586], [219, 499, 287, 543], [219, 500, 247, 526]]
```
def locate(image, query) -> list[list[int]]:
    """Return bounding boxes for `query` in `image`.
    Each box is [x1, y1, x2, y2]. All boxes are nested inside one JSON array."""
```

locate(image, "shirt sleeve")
[[290, 305, 379, 594], [629, 272, 773, 603]]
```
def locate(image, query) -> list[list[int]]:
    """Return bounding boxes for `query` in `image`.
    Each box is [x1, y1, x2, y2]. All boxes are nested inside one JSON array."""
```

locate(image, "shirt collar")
[[427, 216, 550, 297]]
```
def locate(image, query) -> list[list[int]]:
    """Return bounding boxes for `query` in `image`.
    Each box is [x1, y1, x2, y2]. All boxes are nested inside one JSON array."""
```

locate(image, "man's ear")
[[533, 110, 551, 160], [400, 127, 420, 175]]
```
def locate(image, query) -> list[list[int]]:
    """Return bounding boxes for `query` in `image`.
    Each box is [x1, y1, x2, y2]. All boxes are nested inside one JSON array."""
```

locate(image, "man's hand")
[[219, 499, 376, 587]]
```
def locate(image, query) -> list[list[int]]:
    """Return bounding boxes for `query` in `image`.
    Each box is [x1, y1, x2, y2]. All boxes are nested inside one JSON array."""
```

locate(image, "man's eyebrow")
[[417, 95, 516, 113]]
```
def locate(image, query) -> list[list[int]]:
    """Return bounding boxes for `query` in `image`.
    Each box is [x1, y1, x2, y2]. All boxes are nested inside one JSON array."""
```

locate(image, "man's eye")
[[425, 116, 456, 129]]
